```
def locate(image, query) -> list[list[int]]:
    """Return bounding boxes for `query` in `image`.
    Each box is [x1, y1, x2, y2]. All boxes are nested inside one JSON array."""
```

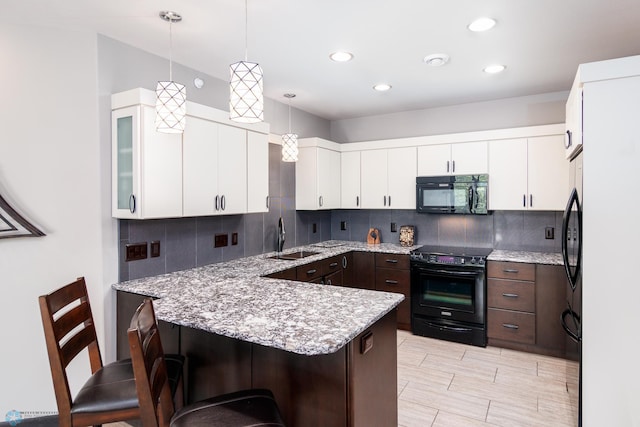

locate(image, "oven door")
[[411, 263, 485, 325]]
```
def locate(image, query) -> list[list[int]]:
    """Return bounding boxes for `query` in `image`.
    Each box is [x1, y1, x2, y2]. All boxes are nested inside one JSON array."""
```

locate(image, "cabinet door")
[[183, 116, 219, 216], [451, 141, 488, 175], [218, 125, 247, 215], [317, 148, 341, 209], [112, 106, 141, 219], [527, 135, 569, 210], [387, 147, 417, 209], [341, 151, 361, 208], [140, 105, 183, 218], [417, 144, 451, 175], [488, 138, 528, 210], [360, 150, 388, 208], [247, 131, 269, 213], [295, 147, 319, 210]]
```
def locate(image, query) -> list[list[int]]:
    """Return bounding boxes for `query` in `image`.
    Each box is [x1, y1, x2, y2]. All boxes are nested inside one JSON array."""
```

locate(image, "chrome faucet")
[[277, 217, 285, 253]]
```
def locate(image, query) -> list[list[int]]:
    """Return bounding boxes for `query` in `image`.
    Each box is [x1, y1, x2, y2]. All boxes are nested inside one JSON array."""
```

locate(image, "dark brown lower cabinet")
[[116, 291, 398, 427]]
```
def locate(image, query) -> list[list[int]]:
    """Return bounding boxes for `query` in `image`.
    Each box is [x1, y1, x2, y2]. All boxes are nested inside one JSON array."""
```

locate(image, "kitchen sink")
[[267, 251, 320, 260]]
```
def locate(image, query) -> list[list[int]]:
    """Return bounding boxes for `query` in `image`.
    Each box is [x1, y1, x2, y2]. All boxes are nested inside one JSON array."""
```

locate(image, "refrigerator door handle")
[[561, 307, 581, 343]]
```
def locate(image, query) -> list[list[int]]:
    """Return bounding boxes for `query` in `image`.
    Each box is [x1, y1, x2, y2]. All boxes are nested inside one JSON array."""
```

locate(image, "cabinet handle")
[[326, 279, 332, 285], [446, 160, 450, 173], [502, 323, 520, 330], [266, 196, 270, 209], [388, 195, 391, 206], [215, 195, 220, 211], [385, 279, 399, 285], [329, 262, 338, 268], [319, 195, 323, 207], [503, 269, 519, 274], [306, 269, 317, 275], [502, 293, 519, 298], [221, 195, 226, 211], [385, 259, 399, 264], [452, 160, 456, 173], [383, 195, 387, 206], [342, 255, 348, 269], [565, 130, 573, 149], [129, 194, 136, 214], [356, 196, 359, 207], [529, 194, 533, 208], [523, 194, 526, 208]]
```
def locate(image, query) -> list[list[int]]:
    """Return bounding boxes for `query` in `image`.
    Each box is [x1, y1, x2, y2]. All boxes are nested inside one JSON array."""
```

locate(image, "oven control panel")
[[411, 252, 486, 266]]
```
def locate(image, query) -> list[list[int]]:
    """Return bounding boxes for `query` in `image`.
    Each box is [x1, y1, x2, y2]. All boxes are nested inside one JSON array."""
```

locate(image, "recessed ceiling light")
[[373, 83, 392, 92], [329, 51, 354, 62], [468, 17, 496, 32], [424, 53, 450, 67], [484, 64, 506, 74]]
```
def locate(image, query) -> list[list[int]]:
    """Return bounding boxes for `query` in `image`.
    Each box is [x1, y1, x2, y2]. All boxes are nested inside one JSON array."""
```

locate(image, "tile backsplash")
[[118, 143, 564, 281]]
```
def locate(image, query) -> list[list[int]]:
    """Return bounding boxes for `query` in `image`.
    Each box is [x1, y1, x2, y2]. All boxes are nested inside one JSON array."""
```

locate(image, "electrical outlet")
[[232, 232, 238, 245], [150, 241, 160, 257], [214, 234, 228, 248], [125, 242, 147, 262], [340, 221, 347, 231], [545, 227, 555, 240], [391, 222, 397, 232]]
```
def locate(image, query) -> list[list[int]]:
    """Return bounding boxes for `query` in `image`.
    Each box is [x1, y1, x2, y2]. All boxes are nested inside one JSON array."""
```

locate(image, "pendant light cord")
[[169, 18, 173, 81], [288, 102, 292, 134], [244, 0, 248, 61]]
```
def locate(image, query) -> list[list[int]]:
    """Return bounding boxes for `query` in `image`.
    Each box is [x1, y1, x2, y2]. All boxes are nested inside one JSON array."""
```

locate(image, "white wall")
[[0, 24, 117, 417], [330, 91, 568, 143], [582, 65, 640, 426]]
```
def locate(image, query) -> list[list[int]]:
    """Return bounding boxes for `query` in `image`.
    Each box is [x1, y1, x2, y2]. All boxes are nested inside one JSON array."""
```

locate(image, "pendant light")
[[281, 94, 298, 162], [230, 0, 263, 123], [156, 11, 186, 134]]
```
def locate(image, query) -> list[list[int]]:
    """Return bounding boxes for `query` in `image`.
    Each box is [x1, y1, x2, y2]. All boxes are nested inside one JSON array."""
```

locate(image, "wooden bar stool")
[[39, 277, 184, 426], [128, 298, 286, 427]]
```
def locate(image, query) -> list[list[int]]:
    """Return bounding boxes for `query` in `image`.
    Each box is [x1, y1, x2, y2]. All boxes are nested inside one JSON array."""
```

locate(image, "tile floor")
[[397, 330, 579, 427], [108, 330, 579, 427]]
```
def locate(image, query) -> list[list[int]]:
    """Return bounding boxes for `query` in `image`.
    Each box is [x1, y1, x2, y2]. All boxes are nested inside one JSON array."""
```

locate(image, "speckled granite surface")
[[113, 241, 416, 355], [487, 249, 563, 266]]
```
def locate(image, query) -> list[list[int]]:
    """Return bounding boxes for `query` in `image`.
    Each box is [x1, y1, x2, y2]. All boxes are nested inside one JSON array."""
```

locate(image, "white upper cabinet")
[[489, 135, 568, 210], [565, 75, 583, 160], [182, 118, 247, 216], [417, 141, 488, 176], [247, 131, 269, 213], [112, 88, 269, 219], [296, 145, 341, 210], [112, 105, 182, 219], [361, 147, 416, 209], [341, 151, 361, 209]]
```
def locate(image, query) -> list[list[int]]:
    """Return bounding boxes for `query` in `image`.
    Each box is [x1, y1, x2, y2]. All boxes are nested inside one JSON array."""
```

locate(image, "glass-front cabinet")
[[111, 104, 183, 219]]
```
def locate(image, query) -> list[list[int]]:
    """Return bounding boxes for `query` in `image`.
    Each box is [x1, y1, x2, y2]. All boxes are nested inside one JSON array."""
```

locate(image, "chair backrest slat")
[[53, 301, 93, 343], [46, 279, 88, 314], [128, 299, 175, 427], [60, 324, 98, 368]]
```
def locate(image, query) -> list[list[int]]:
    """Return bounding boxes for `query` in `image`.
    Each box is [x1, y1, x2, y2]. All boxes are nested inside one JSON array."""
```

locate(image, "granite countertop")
[[487, 249, 564, 266], [113, 240, 416, 356]]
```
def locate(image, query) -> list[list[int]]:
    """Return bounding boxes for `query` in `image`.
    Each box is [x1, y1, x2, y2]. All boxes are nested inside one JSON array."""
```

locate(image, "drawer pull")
[[502, 323, 519, 330], [502, 293, 519, 298], [385, 280, 399, 285], [503, 269, 519, 274], [329, 262, 338, 268], [306, 269, 317, 275], [385, 259, 399, 264]]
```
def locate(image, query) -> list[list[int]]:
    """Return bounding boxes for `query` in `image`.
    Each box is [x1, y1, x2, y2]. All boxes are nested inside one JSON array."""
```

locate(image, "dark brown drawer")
[[487, 279, 535, 312], [375, 268, 410, 292], [375, 253, 409, 269], [297, 260, 323, 282], [321, 255, 342, 275], [487, 261, 535, 281], [487, 308, 535, 344]]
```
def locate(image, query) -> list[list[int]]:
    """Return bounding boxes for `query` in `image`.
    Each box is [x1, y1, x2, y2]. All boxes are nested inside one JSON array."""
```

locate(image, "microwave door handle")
[[428, 269, 480, 277]]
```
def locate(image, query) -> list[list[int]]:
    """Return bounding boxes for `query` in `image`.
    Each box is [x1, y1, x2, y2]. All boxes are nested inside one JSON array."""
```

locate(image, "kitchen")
[[1, 2, 640, 427]]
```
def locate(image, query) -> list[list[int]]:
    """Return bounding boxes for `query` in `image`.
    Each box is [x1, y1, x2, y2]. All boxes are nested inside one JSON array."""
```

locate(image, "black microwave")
[[416, 175, 488, 214]]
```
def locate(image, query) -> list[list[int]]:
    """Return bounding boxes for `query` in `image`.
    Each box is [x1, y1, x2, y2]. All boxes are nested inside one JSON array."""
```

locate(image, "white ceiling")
[[5, 0, 640, 120]]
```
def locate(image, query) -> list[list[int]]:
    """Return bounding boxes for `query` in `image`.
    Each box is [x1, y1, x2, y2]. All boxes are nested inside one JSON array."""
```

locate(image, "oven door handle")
[[426, 322, 473, 333], [421, 269, 481, 277]]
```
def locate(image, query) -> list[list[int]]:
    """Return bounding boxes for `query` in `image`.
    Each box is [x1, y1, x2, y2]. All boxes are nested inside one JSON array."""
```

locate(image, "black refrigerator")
[[561, 152, 582, 426]]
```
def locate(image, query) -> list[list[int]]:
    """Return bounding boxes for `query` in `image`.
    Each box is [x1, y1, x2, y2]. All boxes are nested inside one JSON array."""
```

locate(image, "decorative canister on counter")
[[399, 225, 415, 247]]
